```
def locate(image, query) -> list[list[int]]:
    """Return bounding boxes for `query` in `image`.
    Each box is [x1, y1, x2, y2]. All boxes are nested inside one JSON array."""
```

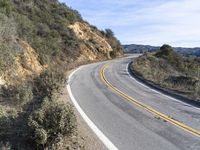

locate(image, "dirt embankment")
[[0, 39, 45, 85], [69, 22, 113, 62]]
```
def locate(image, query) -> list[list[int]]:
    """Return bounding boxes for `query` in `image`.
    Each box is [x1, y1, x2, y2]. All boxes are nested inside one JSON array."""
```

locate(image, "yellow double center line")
[[100, 63, 200, 138]]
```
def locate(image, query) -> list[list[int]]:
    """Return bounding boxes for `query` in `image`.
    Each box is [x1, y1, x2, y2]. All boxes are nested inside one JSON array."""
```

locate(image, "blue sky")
[[59, 0, 200, 47]]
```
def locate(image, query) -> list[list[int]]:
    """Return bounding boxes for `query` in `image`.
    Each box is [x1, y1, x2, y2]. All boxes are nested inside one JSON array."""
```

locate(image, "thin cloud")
[[60, 0, 200, 47]]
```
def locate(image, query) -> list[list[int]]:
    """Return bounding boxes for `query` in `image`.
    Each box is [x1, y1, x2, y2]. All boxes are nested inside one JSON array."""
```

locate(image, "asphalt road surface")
[[68, 55, 200, 150]]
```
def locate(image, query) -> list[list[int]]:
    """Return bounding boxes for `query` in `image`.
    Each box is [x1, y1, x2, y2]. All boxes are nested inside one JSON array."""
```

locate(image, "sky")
[[59, 0, 200, 47]]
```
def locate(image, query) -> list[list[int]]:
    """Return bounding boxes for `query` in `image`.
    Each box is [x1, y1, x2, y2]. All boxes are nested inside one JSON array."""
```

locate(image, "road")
[[67, 55, 200, 150]]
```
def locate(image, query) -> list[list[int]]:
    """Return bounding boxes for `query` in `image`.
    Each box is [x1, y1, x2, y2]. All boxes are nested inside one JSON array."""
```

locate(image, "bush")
[[105, 29, 114, 38], [0, 13, 20, 75], [155, 44, 173, 58], [104, 28, 123, 58], [0, 0, 13, 15], [15, 14, 36, 40], [155, 44, 184, 70], [15, 85, 33, 106], [0, 106, 18, 138], [28, 98, 76, 148], [0, 13, 16, 40], [1, 84, 33, 106], [34, 70, 66, 99], [34, 128, 48, 145], [0, 43, 15, 75]]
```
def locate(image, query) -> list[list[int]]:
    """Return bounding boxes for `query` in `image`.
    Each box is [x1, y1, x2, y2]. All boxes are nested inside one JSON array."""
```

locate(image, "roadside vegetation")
[[101, 29, 123, 58], [132, 44, 200, 101], [0, 0, 123, 149], [0, 70, 77, 149]]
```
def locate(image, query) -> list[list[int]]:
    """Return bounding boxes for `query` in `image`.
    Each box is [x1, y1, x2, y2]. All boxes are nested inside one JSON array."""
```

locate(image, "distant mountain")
[[123, 44, 200, 57], [123, 44, 159, 53], [175, 47, 200, 57]]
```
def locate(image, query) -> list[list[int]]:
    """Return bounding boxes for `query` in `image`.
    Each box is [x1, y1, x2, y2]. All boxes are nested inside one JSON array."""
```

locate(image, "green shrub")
[[0, 13, 16, 40], [0, 43, 15, 75], [0, 0, 13, 15], [15, 85, 33, 106], [1, 84, 33, 106], [104, 28, 123, 58], [28, 98, 76, 148], [34, 128, 48, 145], [0, 106, 18, 138], [155, 44, 184, 70], [0, 13, 18, 75], [156, 44, 173, 58], [15, 14, 36, 40], [34, 70, 66, 99]]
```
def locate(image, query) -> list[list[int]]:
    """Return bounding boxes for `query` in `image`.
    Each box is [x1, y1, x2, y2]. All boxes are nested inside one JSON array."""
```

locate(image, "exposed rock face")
[[0, 77, 6, 85], [15, 40, 43, 76], [1, 39, 44, 85], [69, 22, 113, 60]]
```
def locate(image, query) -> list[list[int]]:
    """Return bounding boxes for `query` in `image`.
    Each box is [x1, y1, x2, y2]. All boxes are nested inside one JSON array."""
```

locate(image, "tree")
[[159, 44, 173, 56], [155, 44, 173, 59], [105, 29, 114, 38]]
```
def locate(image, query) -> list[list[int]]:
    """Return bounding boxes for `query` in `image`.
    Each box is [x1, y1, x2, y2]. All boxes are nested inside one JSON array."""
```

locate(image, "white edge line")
[[67, 67, 118, 150], [126, 62, 200, 111]]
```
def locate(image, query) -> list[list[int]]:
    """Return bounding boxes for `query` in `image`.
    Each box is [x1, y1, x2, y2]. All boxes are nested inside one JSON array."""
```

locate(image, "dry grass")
[[133, 52, 200, 101]]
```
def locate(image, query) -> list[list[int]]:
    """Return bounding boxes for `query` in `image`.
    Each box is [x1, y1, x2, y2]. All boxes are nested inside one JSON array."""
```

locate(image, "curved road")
[[67, 55, 200, 150]]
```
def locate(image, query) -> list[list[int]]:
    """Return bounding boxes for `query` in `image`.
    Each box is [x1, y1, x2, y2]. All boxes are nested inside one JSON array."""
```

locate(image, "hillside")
[[124, 44, 200, 57], [0, 0, 123, 149], [0, 0, 123, 85], [132, 44, 200, 101]]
